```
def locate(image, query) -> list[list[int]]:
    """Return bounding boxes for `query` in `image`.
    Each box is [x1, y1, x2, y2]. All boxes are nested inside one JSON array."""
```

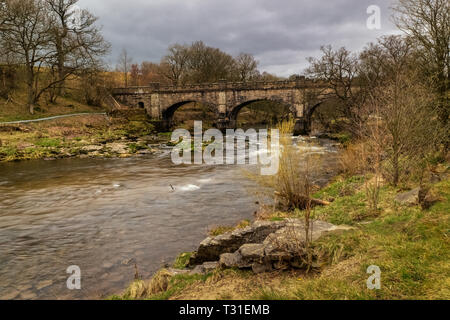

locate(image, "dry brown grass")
[[339, 142, 368, 176], [170, 270, 305, 300]]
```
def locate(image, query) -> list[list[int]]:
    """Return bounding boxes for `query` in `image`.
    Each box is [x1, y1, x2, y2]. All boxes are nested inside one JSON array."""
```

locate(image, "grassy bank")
[[114, 171, 449, 300]]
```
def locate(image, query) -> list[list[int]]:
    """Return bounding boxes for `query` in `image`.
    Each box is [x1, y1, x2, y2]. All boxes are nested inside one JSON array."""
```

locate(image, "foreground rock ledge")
[[183, 219, 353, 275]]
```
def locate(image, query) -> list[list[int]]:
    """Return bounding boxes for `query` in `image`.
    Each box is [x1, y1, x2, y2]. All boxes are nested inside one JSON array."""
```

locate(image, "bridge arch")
[[302, 97, 340, 133], [306, 102, 324, 119], [162, 101, 196, 121], [162, 100, 218, 128], [230, 98, 295, 122]]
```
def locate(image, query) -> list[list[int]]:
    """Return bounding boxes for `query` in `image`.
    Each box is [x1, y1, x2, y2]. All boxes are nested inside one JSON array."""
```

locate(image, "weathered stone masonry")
[[111, 80, 331, 135]]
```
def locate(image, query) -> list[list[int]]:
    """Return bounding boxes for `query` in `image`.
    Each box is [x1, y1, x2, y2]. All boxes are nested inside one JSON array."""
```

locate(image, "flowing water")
[[0, 137, 339, 300]]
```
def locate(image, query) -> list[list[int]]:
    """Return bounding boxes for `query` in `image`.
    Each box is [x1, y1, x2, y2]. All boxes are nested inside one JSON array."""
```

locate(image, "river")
[[0, 137, 339, 300]]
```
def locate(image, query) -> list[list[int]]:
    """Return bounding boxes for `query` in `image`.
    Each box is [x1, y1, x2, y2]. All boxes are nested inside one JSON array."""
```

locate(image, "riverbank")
[[113, 169, 450, 300], [0, 111, 166, 162], [0, 92, 171, 162]]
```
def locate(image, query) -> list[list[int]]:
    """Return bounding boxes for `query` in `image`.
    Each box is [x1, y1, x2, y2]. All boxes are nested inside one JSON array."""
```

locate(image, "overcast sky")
[[77, 0, 400, 77]]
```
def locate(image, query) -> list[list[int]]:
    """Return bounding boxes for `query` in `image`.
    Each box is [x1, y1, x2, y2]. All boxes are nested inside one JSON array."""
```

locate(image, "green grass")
[[173, 252, 193, 269], [148, 273, 213, 300], [255, 178, 450, 300], [256, 288, 293, 300], [314, 175, 366, 199], [34, 138, 62, 148], [128, 142, 148, 154]]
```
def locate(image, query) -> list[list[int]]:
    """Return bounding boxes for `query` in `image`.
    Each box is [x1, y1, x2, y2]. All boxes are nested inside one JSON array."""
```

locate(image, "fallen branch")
[[311, 198, 331, 207], [274, 191, 331, 208]]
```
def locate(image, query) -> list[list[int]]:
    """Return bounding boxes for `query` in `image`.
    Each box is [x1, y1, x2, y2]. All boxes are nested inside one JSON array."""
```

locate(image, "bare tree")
[[160, 44, 190, 85], [234, 53, 259, 82], [0, 0, 54, 113], [129, 63, 140, 87], [392, 0, 449, 128], [360, 36, 440, 186], [141, 61, 167, 84], [45, 0, 110, 96], [0, 30, 18, 101], [306, 46, 364, 133], [117, 48, 133, 87], [185, 41, 235, 84], [258, 71, 281, 81]]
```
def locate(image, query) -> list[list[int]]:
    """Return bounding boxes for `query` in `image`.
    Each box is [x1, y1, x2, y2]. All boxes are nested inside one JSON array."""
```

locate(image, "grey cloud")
[[78, 0, 399, 76]]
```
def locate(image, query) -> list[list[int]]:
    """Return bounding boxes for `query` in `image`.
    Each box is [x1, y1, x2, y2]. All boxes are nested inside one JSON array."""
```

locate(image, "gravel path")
[[0, 113, 107, 125]]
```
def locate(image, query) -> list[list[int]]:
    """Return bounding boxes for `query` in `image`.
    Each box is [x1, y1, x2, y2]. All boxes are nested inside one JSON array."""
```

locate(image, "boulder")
[[218, 219, 354, 273], [239, 244, 265, 261], [252, 262, 273, 274], [189, 220, 286, 265], [190, 218, 354, 274], [190, 261, 220, 275], [395, 188, 420, 206], [219, 252, 250, 269]]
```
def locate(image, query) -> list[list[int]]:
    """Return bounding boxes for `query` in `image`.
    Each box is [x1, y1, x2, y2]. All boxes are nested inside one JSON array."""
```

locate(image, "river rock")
[[216, 219, 354, 273], [252, 262, 274, 274], [107, 143, 129, 154], [189, 220, 286, 265], [190, 261, 220, 275], [395, 188, 420, 206], [239, 244, 265, 261], [166, 268, 191, 276], [219, 252, 250, 269], [263, 220, 349, 262], [81, 145, 103, 153]]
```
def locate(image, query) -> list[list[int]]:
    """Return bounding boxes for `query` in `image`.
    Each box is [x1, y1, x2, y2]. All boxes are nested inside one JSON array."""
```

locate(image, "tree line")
[[116, 42, 281, 88]]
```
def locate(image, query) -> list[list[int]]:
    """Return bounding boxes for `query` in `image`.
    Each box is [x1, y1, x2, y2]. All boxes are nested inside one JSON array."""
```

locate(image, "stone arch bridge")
[[111, 80, 332, 135]]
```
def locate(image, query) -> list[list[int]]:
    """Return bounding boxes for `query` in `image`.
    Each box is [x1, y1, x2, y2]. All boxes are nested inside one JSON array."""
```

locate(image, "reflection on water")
[[0, 137, 339, 300]]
